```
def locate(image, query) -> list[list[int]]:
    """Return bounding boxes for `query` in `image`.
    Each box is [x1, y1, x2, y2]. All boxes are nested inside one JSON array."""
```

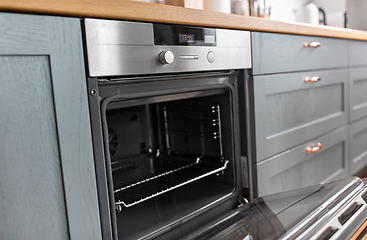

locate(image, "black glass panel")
[[153, 23, 216, 46]]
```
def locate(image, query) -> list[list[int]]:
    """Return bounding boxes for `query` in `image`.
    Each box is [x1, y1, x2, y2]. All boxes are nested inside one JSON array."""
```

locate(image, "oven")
[[84, 19, 252, 239]]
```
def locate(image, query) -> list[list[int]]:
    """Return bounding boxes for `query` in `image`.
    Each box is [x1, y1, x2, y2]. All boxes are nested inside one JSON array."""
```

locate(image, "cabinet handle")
[[304, 76, 321, 82], [306, 142, 323, 154], [304, 42, 321, 48]]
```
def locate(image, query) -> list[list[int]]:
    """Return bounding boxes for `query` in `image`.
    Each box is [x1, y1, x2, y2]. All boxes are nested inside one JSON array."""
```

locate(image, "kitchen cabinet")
[[348, 40, 367, 177], [349, 67, 367, 123], [257, 126, 349, 196], [251, 32, 348, 75], [253, 69, 348, 161], [350, 116, 367, 175], [349, 40, 367, 67], [251, 32, 351, 196], [0, 13, 101, 239]]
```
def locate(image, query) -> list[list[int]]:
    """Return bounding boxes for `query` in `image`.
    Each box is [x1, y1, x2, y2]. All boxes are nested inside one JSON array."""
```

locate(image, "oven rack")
[[113, 158, 229, 208]]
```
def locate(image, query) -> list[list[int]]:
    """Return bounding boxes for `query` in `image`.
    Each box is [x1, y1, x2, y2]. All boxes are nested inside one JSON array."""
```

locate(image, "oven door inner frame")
[[88, 71, 245, 239]]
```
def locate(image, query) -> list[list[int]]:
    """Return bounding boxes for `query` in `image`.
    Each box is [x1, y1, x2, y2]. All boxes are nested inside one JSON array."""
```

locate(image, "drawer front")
[[350, 116, 367, 175], [251, 32, 348, 75], [349, 40, 367, 66], [257, 126, 349, 196], [350, 67, 367, 121], [254, 69, 348, 161]]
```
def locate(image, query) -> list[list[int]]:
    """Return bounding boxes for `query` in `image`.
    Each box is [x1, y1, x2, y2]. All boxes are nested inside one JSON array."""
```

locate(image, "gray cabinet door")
[[257, 126, 349, 196], [254, 69, 349, 161], [251, 32, 348, 75], [349, 40, 367, 67], [0, 13, 102, 240], [350, 116, 367, 175], [350, 67, 367, 122]]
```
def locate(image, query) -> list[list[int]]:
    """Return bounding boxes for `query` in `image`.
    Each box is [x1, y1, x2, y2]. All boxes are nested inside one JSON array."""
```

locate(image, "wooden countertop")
[[1, 0, 367, 41]]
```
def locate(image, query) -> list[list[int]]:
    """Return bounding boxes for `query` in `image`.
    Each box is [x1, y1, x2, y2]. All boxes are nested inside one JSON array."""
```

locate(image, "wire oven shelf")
[[113, 157, 229, 208]]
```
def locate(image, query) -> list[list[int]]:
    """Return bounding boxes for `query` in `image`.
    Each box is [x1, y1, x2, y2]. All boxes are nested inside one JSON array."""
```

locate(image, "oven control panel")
[[84, 18, 252, 77]]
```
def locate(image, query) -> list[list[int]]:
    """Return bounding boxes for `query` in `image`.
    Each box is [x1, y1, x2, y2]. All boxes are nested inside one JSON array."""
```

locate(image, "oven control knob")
[[207, 51, 215, 63], [159, 51, 174, 65]]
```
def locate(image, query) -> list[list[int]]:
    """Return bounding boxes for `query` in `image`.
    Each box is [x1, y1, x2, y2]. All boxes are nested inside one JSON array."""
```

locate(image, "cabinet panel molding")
[[349, 40, 367, 67], [350, 116, 367, 175], [254, 69, 349, 161], [252, 32, 348, 75], [47, 16, 103, 240], [0, 55, 69, 240], [0, 13, 49, 55], [350, 67, 367, 122], [257, 126, 349, 196]]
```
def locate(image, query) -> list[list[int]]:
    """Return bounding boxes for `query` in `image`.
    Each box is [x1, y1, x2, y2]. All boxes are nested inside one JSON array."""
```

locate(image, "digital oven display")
[[179, 34, 195, 43], [153, 23, 216, 46]]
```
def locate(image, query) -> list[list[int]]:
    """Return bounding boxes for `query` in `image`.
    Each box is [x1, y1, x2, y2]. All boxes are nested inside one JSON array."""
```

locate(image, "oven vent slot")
[[114, 158, 229, 208], [338, 202, 363, 225], [317, 227, 338, 240]]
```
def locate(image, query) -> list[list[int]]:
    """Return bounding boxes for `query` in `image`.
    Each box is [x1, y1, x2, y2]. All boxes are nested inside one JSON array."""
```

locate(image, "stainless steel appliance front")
[[84, 19, 252, 77]]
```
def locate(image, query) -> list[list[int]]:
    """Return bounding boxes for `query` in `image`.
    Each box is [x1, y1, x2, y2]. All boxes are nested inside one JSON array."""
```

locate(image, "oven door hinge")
[[238, 197, 249, 208]]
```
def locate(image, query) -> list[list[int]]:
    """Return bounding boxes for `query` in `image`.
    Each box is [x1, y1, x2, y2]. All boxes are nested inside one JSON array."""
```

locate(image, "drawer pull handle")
[[304, 76, 321, 82], [304, 42, 321, 48], [307, 143, 323, 154]]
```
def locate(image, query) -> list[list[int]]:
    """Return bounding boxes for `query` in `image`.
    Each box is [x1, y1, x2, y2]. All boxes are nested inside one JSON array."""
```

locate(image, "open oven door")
[[184, 177, 367, 240]]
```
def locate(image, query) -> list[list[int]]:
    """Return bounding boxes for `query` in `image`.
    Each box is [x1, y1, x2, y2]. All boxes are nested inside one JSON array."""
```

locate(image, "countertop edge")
[[1, 0, 367, 41]]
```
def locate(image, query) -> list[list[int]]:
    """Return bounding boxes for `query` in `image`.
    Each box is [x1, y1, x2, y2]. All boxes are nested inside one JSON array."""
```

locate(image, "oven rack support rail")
[[114, 159, 229, 209]]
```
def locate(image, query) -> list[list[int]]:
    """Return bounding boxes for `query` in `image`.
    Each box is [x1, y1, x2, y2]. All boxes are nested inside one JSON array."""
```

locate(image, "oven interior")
[[102, 87, 238, 239]]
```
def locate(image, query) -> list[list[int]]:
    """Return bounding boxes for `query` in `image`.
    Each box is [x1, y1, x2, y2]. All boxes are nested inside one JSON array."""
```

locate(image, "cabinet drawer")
[[257, 126, 349, 196], [254, 69, 348, 161], [350, 67, 367, 121], [350, 116, 367, 175], [251, 32, 348, 75], [349, 40, 367, 66]]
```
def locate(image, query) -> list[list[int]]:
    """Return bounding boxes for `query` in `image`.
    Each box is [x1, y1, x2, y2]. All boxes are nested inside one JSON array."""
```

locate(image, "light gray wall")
[[346, 0, 367, 30], [271, 0, 346, 26]]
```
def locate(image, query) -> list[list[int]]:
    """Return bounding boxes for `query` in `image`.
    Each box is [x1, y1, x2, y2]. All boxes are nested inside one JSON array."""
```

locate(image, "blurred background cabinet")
[[348, 39, 367, 177]]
